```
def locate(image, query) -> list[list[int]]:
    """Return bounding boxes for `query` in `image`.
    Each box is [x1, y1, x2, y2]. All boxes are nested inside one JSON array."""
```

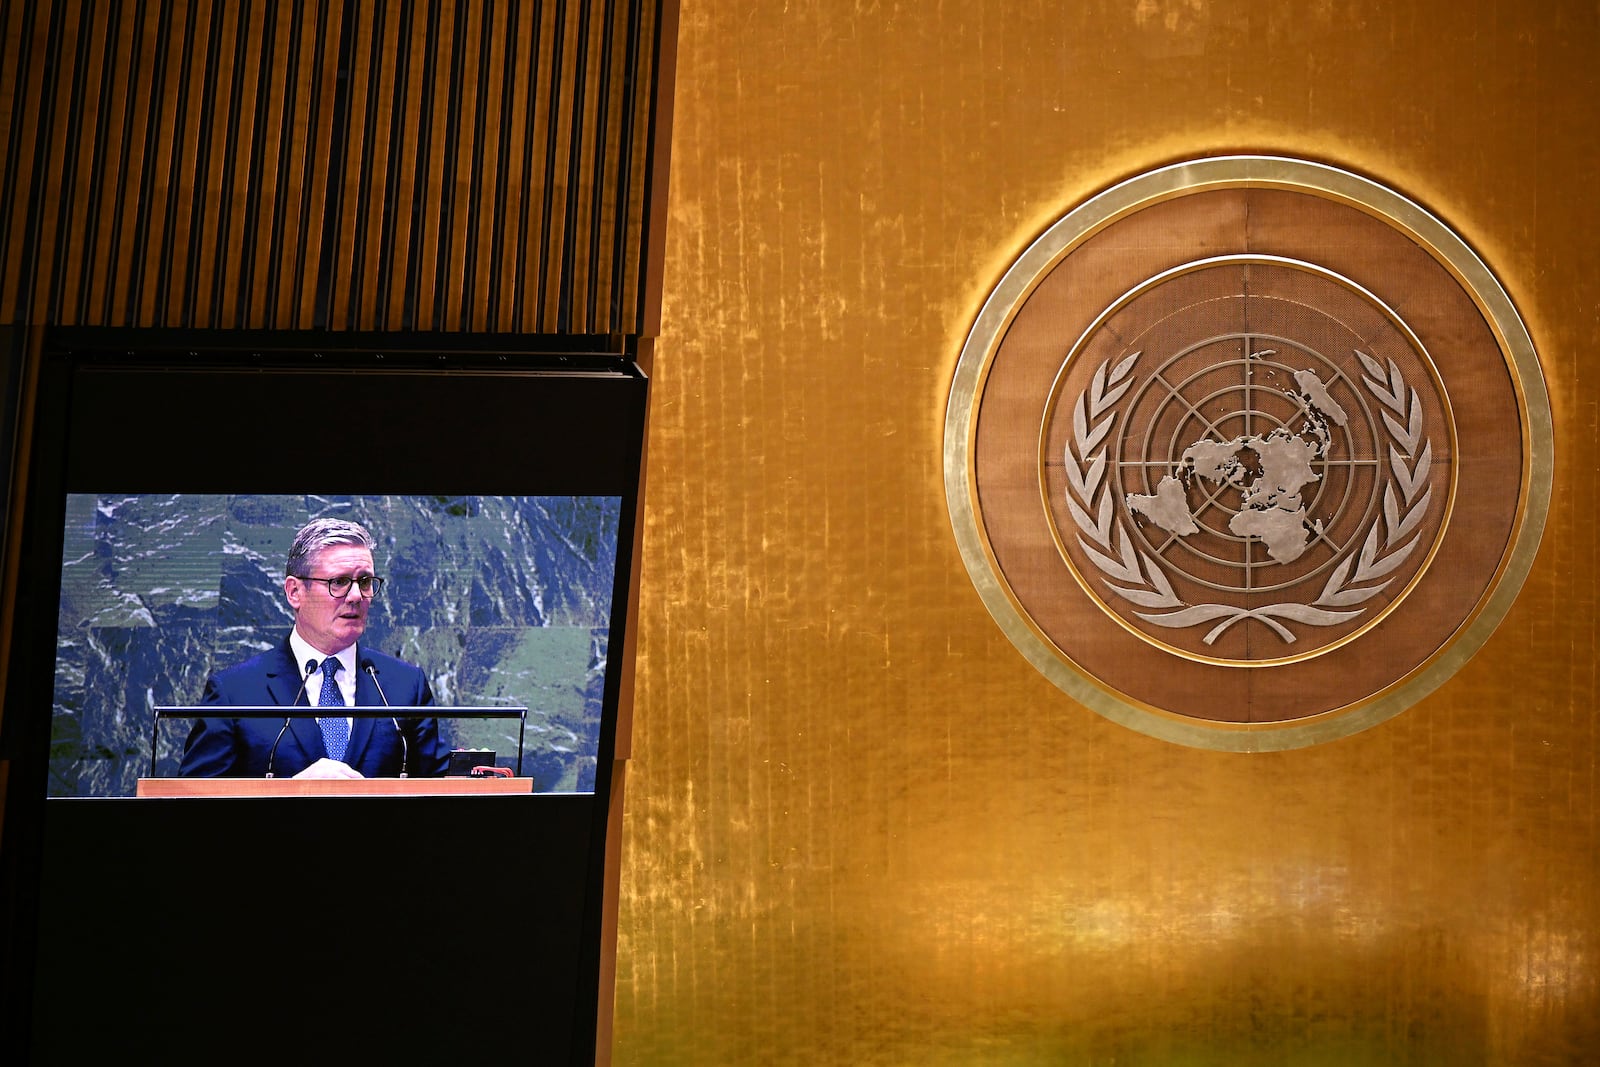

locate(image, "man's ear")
[[284, 575, 303, 612]]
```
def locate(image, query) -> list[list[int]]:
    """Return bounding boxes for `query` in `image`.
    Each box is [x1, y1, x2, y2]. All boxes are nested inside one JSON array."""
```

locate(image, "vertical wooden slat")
[[413, 0, 455, 329], [293, 0, 332, 328], [385, 0, 427, 330], [492, 3, 534, 332], [347, 2, 391, 330], [244, 3, 292, 327], [569, 0, 604, 331], [329, 1, 373, 330], [84, 6, 134, 322], [566, 0, 602, 333], [134, 0, 187, 326], [0, 1, 32, 245], [441, 0, 481, 330], [541, 1, 583, 332], [294, 0, 342, 329], [189, 0, 237, 327], [269, 4, 310, 327], [57, 6, 108, 322], [284, 0, 318, 326], [215, 0, 264, 326], [107, 2, 159, 323], [272, 1, 306, 326], [364, 0, 399, 331], [153, 0, 193, 323], [469, 1, 508, 332], [412, 0, 441, 327], [618, 0, 657, 332], [0, 0, 52, 320], [592, 0, 630, 329], [27, 4, 76, 325], [162, 0, 212, 326], [518, 0, 560, 333]]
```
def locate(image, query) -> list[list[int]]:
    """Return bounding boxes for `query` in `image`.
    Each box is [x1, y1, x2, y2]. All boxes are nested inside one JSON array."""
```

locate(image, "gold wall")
[[615, 1, 1599, 1064]]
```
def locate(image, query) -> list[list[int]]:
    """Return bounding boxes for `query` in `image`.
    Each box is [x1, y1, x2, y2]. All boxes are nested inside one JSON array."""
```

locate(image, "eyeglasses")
[[296, 574, 385, 599]]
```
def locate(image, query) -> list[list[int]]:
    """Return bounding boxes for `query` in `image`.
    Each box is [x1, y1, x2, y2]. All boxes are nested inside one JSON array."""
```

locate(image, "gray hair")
[[285, 518, 376, 577]]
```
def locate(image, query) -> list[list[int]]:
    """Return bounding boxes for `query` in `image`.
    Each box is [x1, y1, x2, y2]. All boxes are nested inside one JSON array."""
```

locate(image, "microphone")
[[266, 659, 318, 778], [362, 659, 408, 778]]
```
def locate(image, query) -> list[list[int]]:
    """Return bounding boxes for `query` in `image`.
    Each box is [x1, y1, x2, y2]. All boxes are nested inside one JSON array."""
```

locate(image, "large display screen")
[[2, 349, 646, 1064], [12, 354, 647, 800], [51, 492, 621, 796]]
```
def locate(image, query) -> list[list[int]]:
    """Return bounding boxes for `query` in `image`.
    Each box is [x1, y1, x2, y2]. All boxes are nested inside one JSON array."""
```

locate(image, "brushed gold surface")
[[616, 0, 1600, 1063]]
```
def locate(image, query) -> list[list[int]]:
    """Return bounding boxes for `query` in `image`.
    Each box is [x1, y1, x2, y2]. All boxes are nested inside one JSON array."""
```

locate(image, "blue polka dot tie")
[[317, 657, 348, 761]]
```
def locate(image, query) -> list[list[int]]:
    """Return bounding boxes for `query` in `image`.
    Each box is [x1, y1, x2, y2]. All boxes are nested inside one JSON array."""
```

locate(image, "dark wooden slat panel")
[[273, 0, 310, 326], [0, 2, 33, 301], [190, 0, 238, 328], [518, 0, 561, 333], [56, 3, 108, 321], [440, 0, 479, 330], [331, 0, 377, 329], [356, 0, 392, 329], [0, 0, 54, 321], [82, 3, 135, 322], [489, 2, 535, 332], [466, 1, 509, 332], [133, 0, 187, 326], [242, 2, 293, 327], [105, 2, 160, 324], [566, 0, 602, 333], [383, 0, 427, 330], [213, 0, 266, 327], [409, 0, 452, 329], [270, 0, 323, 327], [1, 0, 664, 337], [541, 0, 584, 333], [617, 0, 656, 330], [160, 0, 212, 326], [28, 3, 81, 326], [594, 0, 633, 329]]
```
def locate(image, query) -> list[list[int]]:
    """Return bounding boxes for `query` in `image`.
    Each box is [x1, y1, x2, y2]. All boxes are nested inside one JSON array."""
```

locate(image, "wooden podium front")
[[135, 777, 534, 798]]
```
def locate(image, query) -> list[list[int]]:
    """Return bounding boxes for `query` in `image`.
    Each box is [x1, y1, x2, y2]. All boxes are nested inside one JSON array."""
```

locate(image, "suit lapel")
[[341, 646, 380, 769], [264, 641, 309, 707], [267, 641, 328, 765]]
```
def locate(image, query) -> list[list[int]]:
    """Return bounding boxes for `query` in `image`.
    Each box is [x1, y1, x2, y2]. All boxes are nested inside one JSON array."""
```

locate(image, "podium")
[[146, 703, 531, 779], [135, 777, 534, 798]]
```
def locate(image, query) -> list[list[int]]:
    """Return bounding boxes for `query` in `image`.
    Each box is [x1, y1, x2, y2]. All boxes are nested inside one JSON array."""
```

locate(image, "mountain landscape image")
[[51, 493, 621, 796]]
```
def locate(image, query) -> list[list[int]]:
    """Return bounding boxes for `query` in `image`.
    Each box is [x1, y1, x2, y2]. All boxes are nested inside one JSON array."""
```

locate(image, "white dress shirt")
[[289, 628, 356, 736]]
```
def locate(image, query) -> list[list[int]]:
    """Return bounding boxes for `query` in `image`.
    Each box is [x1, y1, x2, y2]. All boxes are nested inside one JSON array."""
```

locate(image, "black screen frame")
[[0, 333, 648, 1065]]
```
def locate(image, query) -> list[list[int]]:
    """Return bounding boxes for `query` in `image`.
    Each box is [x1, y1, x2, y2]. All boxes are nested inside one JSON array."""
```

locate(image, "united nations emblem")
[[946, 157, 1550, 749], [1050, 256, 1449, 665]]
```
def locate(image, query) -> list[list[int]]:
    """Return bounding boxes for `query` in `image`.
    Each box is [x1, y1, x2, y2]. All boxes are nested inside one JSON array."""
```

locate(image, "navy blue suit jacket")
[[180, 637, 451, 778]]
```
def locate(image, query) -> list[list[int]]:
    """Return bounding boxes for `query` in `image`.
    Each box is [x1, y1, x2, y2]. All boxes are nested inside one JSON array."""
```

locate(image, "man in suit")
[[180, 517, 451, 778]]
